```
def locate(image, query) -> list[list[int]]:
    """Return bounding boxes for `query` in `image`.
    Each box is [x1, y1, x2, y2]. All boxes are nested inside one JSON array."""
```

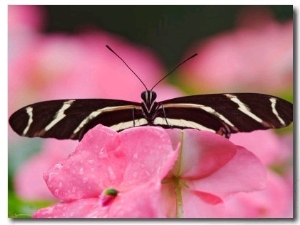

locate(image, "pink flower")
[[230, 130, 292, 166], [162, 129, 267, 218], [33, 125, 266, 218], [33, 125, 179, 218], [8, 5, 44, 116], [226, 130, 293, 217], [33, 181, 166, 218], [8, 5, 45, 34], [180, 7, 293, 93], [225, 171, 293, 218]]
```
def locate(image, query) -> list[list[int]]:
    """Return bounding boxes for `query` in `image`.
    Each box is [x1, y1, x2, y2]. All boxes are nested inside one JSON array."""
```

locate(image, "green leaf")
[[8, 191, 56, 218]]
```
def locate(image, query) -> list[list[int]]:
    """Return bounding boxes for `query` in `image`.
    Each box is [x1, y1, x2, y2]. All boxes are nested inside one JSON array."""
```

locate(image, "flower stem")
[[174, 177, 183, 218]]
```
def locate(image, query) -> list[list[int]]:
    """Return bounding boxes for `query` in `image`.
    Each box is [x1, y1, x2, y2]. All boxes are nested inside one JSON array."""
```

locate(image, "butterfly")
[[9, 46, 293, 140]]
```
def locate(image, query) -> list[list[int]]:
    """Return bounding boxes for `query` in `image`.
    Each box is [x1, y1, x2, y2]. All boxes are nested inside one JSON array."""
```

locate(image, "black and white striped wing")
[[155, 93, 293, 137], [9, 99, 143, 140]]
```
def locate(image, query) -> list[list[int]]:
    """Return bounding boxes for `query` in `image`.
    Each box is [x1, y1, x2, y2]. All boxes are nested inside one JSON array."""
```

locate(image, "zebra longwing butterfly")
[[9, 46, 293, 141]]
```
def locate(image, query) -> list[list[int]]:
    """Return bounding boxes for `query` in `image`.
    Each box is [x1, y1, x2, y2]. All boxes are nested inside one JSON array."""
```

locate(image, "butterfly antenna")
[[150, 53, 198, 91], [106, 45, 148, 90]]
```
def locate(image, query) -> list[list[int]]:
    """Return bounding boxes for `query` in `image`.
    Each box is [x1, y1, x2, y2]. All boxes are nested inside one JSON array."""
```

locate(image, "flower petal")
[[167, 129, 237, 178], [160, 182, 225, 218], [44, 125, 120, 200], [44, 125, 177, 201], [33, 180, 165, 218], [230, 130, 290, 166], [181, 189, 226, 218], [33, 198, 106, 218], [225, 171, 293, 218], [189, 145, 267, 198], [115, 126, 178, 187], [104, 180, 165, 218]]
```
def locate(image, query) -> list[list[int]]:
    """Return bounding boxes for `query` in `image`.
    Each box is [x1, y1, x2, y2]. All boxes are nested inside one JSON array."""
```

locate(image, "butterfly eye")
[[150, 91, 157, 101], [141, 91, 147, 101]]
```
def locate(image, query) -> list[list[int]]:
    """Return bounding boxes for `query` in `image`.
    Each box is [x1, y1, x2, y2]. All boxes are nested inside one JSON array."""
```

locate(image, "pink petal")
[[167, 129, 237, 178], [230, 130, 282, 165], [189, 145, 267, 198], [160, 182, 225, 218], [44, 126, 120, 200], [181, 189, 225, 218], [163, 129, 262, 218], [33, 180, 165, 218], [118, 127, 178, 187], [44, 125, 177, 201], [231, 130, 293, 167], [225, 171, 293, 218], [33, 198, 105, 218], [104, 180, 165, 218]]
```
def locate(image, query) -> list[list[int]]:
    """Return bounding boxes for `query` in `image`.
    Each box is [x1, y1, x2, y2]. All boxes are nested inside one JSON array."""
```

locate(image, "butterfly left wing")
[[154, 93, 293, 138], [9, 99, 143, 140]]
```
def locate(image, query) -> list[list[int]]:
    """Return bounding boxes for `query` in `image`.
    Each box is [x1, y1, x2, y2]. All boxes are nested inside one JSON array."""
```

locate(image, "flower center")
[[100, 188, 119, 207]]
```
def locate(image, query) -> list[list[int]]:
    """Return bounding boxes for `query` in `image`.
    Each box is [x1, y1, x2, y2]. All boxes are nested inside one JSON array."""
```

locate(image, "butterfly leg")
[[160, 104, 170, 127], [217, 123, 232, 139], [132, 108, 136, 127]]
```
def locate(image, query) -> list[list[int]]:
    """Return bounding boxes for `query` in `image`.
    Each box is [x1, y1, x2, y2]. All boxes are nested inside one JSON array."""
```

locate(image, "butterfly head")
[[141, 90, 157, 106]]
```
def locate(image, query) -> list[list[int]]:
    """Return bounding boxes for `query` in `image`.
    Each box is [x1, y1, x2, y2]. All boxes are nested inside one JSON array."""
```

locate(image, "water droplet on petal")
[[88, 159, 94, 164], [98, 147, 108, 159], [71, 186, 77, 193], [54, 189, 59, 196], [82, 177, 89, 183], [54, 163, 63, 170], [107, 166, 116, 180], [47, 171, 58, 182], [79, 167, 84, 175]]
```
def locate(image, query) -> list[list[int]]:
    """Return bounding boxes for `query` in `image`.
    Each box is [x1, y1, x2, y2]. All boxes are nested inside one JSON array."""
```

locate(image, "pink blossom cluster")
[[33, 125, 267, 218], [9, 6, 293, 218], [179, 6, 293, 94]]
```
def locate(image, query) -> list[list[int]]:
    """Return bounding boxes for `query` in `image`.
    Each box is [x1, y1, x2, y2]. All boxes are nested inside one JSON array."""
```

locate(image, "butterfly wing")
[[156, 93, 293, 137], [9, 99, 143, 140], [9, 93, 293, 140]]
